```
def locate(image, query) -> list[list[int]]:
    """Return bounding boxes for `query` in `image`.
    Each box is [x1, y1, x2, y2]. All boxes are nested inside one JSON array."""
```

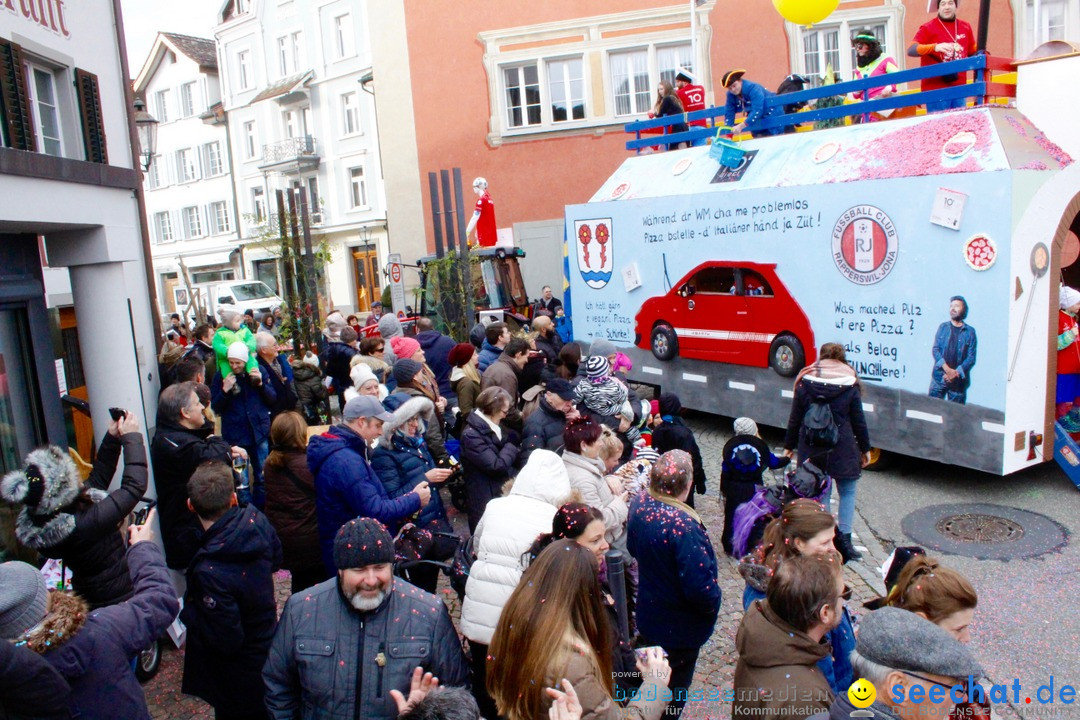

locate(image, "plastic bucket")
[[709, 137, 746, 169]]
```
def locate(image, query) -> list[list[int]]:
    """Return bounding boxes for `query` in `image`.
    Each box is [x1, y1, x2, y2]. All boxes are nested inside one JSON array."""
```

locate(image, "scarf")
[[475, 411, 503, 440], [794, 357, 858, 389]]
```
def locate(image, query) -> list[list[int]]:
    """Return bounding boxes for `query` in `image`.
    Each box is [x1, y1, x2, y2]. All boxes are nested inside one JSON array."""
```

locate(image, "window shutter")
[[0, 39, 36, 152], [74, 68, 108, 164]]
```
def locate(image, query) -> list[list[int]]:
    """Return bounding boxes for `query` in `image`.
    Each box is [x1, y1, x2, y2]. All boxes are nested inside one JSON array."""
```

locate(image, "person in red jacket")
[[674, 67, 708, 146], [466, 176, 497, 247], [907, 0, 976, 112]]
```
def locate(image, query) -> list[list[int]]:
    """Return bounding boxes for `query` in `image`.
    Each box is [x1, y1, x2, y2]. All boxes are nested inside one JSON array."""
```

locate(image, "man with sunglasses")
[[809, 606, 984, 720]]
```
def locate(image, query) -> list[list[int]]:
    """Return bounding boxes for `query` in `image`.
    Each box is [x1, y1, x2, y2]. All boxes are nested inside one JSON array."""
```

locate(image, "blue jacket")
[[627, 490, 721, 649], [931, 321, 977, 391], [320, 341, 357, 391], [477, 340, 502, 372], [724, 78, 775, 128], [416, 330, 457, 399], [307, 424, 422, 573], [211, 366, 275, 448], [181, 506, 283, 712], [258, 353, 296, 417], [742, 584, 855, 694], [370, 436, 447, 532]]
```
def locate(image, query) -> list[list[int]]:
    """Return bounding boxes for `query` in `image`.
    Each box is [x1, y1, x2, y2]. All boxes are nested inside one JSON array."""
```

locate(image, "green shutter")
[[74, 68, 108, 164], [0, 39, 36, 152]]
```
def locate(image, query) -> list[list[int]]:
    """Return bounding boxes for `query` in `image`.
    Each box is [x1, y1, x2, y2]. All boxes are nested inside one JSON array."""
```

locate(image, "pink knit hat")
[[389, 335, 421, 360]]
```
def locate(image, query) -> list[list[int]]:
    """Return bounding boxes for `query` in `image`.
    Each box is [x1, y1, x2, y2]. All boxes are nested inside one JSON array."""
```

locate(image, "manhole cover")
[[902, 503, 1067, 560], [935, 514, 1025, 543]]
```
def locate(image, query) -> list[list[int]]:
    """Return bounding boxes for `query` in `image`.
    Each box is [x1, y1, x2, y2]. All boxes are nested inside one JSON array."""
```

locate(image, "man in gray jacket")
[[263, 518, 469, 719]]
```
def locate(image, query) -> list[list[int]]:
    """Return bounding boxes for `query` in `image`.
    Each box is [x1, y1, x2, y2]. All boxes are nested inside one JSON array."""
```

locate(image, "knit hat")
[[635, 447, 660, 463], [1, 446, 82, 516], [1061, 285, 1080, 310], [390, 335, 421, 360], [545, 377, 575, 401], [585, 355, 611, 380], [650, 399, 660, 416], [340, 327, 358, 345], [448, 342, 475, 368], [721, 69, 746, 88], [392, 358, 423, 386], [324, 311, 347, 341], [589, 338, 616, 359], [658, 393, 682, 416], [333, 518, 396, 570], [857, 607, 984, 679], [734, 417, 758, 436], [378, 313, 403, 340], [226, 341, 249, 362], [618, 401, 635, 423], [302, 351, 320, 368], [342, 395, 393, 423], [350, 362, 379, 390], [0, 561, 49, 640]]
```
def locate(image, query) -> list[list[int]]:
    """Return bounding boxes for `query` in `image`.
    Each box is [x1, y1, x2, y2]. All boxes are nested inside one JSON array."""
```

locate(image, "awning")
[[180, 250, 234, 268], [249, 71, 313, 105]]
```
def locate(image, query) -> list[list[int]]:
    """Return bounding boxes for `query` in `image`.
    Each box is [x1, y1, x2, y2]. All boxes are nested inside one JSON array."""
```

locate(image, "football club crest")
[[575, 218, 614, 289], [831, 205, 898, 284]]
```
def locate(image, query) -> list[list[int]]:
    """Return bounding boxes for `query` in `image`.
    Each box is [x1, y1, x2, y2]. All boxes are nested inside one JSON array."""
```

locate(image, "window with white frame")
[[503, 63, 542, 128], [349, 166, 367, 208], [1026, 0, 1069, 51], [548, 57, 585, 122], [291, 32, 304, 71], [242, 120, 257, 160], [209, 201, 232, 234], [179, 82, 196, 117], [341, 91, 360, 135], [277, 37, 290, 76], [251, 186, 266, 221], [610, 50, 651, 117], [500, 57, 588, 130], [182, 206, 204, 238], [334, 14, 355, 60], [154, 89, 170, 123], [176, 148, 198, 183], [202, 142, 225, 176], [237, 50, 252, 90], [153, 211, 174, 244], [27, 63, 63, 156], [792, 16, 897, 86], [147, 155, 164, 189], [656, 44, 694, 86]]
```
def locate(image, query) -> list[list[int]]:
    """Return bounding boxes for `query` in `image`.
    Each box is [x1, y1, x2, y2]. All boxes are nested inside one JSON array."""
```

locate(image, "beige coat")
[[539, 646, 669, 720], [562, 451, 628, 551]]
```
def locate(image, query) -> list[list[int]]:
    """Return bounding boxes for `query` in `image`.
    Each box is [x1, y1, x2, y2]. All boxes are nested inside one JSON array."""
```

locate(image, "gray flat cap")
[[858, 607, 984, 679]]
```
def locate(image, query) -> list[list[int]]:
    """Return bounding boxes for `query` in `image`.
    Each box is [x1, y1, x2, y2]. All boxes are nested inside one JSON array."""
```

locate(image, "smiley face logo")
[[848, 678, 877, 708]]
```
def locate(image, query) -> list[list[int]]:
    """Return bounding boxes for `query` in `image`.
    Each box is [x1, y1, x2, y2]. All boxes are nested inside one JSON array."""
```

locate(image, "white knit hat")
[[1061, 285, 1080, 310], [734, 417, 759, 436], [226, 341, 249, 362], [350, 362, 378, 389]]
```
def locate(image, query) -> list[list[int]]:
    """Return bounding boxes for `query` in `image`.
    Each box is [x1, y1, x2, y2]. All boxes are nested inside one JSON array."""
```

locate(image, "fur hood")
[[738, 555, 772, 594], [378, 395, 434, 447], [2, 446, 82, 515], [19, 590, 88, 655]]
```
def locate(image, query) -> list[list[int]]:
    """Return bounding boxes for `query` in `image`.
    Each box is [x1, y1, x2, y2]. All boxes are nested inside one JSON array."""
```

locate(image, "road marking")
[[981, 422, 1005, 434], [729, 381, 755, 391], [642, 366, 663, 376], [683, 373, 708, 383], [906, 409, 943, 423], [862, 403, 874, 412], [781, 389, 794, 399]]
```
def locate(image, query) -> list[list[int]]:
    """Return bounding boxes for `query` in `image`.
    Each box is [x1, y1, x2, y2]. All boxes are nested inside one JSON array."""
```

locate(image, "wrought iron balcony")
[[259, 136, 320, 171]]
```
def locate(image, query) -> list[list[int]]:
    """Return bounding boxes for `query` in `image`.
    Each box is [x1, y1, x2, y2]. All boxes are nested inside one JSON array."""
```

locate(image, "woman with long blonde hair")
[[488, 539, 670, 720]]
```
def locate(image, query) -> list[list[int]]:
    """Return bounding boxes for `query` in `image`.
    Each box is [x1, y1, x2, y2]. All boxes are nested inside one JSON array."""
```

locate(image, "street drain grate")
[[902, 503, 1067, 560], [935, 514, 1025, 544]]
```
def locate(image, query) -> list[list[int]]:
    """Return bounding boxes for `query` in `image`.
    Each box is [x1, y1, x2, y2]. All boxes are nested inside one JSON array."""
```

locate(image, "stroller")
[[730, 460, 832, 558], [392, 522, 462, 595]]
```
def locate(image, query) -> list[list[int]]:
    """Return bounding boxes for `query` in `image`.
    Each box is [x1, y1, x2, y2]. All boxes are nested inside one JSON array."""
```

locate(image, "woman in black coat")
[[783, 342, 871, 563], [459, 386, 520, 533], [0, 412, 148, 609], [651, 393, 707, 507], [654, 81, 688, 151]]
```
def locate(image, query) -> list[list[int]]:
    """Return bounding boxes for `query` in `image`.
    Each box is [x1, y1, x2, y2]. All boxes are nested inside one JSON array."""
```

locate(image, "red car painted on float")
[[633, 261, 816, 376]]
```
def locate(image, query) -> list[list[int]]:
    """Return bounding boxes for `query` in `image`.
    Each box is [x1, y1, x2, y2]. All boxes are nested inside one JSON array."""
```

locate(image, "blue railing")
[[625, 54, 1016, 152]]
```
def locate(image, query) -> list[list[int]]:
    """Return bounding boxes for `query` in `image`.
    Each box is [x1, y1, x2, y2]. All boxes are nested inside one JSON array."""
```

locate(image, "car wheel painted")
[[651, 325, 678, 361], [135, 640, 161, 683], [768, 334, 805, 377]]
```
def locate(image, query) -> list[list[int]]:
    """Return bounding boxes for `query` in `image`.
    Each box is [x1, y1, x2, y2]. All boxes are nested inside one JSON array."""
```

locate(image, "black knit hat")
[[392, 358, 423, 386], [333, 518, 396, 570]]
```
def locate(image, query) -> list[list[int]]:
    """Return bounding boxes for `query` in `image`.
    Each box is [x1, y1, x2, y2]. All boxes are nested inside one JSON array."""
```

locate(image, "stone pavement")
[[146, 412, 897, 720]]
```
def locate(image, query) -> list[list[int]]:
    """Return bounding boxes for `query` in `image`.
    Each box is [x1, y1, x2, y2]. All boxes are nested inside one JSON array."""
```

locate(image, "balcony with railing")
[[259, 136, 320, 172]]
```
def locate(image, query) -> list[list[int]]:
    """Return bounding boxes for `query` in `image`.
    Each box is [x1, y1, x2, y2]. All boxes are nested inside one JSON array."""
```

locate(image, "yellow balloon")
[[772, 0, 839, 26]]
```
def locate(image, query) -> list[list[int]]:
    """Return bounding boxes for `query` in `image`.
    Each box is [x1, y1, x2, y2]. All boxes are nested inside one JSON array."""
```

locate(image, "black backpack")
[[802, 396, 839, 449]]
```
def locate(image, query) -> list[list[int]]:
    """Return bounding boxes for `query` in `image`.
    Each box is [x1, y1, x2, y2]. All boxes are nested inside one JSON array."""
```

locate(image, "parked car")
[[633, 261, 815, 376]]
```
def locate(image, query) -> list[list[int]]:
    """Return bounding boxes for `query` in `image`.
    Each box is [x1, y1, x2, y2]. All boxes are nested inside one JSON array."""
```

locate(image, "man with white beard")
[[263, 518, 469, 719]]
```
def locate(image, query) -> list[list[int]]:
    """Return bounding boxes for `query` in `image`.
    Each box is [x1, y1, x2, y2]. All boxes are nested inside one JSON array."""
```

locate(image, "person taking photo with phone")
[[1, 409, 148, 609]]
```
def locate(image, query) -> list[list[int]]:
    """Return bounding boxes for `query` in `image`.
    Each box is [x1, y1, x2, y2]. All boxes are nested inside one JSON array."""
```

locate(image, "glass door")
[[0, 307, 45, 473]]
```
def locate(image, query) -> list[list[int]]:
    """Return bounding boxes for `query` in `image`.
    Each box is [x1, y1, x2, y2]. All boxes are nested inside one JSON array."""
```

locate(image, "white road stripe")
[[642, 366, 663, 376], [862, 403, 874, 412], [981, 422, 1005, 434], [729, 381, 755, 391], [683, 373, 708, 383], [781, 389, 794, 399], [906, 409, 943, 423]]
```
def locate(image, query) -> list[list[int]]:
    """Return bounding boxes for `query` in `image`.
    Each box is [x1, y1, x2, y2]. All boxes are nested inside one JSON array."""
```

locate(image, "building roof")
[[161, 33, 218, 70], [249, 71, 313, 105]]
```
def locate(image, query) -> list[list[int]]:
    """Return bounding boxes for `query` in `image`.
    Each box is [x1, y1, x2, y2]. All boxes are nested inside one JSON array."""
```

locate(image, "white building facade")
[[0, 1, 160, 477], [214, 0, 389, 316], [134, 33, 243, 318]]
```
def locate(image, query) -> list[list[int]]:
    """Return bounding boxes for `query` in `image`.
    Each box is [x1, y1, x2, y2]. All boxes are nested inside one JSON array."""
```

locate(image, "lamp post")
[[133, 98, 159, 172]]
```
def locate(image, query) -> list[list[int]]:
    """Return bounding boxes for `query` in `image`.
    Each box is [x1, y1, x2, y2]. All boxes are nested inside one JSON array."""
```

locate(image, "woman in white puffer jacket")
[[459, 449, 573, 720]]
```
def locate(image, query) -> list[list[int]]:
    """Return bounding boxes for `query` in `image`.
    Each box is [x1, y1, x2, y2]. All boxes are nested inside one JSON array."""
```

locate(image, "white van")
[[202, 280, 284, 319]]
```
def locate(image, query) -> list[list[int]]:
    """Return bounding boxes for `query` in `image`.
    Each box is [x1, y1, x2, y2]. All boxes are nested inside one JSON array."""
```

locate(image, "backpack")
[[801, 396, 839, 449], [730, 460, 832, 557]]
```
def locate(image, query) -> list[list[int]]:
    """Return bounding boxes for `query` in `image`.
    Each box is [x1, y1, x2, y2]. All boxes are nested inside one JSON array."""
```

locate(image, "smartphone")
[[108, 407, 128, 422], [634, 646, 669, 662], [130, 499, 156, 526]]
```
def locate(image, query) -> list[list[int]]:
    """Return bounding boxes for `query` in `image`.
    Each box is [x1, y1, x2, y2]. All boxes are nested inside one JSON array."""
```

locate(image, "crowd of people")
[[0, 296, 993, 720]]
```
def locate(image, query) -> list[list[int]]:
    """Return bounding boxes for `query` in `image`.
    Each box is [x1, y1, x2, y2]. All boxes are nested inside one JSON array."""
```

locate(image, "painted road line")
[[981, 422, 1006, 434], [683, 373, 708, 383], [906, 409, 943, 423], [862, 403, 874, 412], [781, 389, 794, 399], [642, 366, 663, 376], [729, 381, 755, 391]]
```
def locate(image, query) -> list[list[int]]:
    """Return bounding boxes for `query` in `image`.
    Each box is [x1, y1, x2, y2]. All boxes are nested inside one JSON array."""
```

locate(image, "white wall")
[[1017, 54, 1080, 161]]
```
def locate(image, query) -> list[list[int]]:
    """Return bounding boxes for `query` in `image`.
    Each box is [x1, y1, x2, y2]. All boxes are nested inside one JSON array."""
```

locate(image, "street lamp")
[[133, 98, 159, 172]]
